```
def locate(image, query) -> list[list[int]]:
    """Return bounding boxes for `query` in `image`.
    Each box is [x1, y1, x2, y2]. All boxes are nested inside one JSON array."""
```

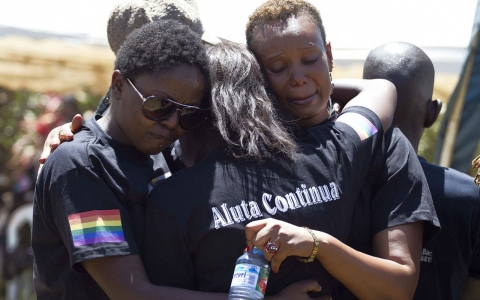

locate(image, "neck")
[[396, 124, 422, 153], [97, 107, 113, 136]]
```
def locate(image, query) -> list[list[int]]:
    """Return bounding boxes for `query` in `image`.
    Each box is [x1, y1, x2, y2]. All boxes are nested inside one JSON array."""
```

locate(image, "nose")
[[159, 110, 180, 130], [289, 66, 308, 88]]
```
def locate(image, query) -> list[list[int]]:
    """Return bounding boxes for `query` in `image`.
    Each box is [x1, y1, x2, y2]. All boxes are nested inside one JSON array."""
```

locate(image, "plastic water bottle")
[[228, 246, 270, 300]]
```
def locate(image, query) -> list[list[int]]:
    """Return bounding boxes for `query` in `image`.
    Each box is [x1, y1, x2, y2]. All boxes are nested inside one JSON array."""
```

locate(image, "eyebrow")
[[264, 53, 283, 61]]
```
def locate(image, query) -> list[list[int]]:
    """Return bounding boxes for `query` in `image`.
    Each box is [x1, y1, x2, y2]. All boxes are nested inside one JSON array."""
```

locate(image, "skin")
[[461, 277, 480, 300], [251, 16, 332, 127], [251, 14, 394, 131]]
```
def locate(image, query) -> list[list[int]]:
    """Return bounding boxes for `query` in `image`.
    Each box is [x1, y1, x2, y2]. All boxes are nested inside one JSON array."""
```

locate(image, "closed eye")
[[303, 56, 320, 65], [270, 67, 286, 74]]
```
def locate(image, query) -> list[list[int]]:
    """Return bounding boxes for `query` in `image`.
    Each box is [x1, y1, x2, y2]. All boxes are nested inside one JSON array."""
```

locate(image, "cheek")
[[266, 76, 286, 96], [173, 127, 187, 140]]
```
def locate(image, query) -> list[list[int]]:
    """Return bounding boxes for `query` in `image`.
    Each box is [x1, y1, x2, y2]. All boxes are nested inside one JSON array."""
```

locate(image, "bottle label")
[[230, 263, 269, 294]]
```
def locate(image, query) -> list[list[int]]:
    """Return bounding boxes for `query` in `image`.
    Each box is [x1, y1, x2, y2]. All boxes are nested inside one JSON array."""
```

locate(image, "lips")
[[287, 91, 317, 106], [148, 132, 170, 143]]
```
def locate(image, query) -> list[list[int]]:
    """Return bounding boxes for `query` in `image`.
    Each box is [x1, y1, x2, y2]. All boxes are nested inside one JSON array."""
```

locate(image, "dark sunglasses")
[[127, 77, 209, 130]]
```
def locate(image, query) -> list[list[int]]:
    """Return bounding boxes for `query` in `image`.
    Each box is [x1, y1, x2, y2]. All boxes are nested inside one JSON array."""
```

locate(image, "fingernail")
[[246, 246, 251, 252]]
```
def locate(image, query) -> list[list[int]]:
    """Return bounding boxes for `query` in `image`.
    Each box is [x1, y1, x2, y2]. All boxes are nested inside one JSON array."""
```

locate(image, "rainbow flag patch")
[[68, 209, 125, 247], [337, 112, 378, 141]]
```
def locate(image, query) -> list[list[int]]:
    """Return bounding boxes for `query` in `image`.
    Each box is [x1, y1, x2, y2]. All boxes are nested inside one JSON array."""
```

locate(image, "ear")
[[111, 70, 124, 100], [326, 42, 333, 72], [424, 99, 442, 128]]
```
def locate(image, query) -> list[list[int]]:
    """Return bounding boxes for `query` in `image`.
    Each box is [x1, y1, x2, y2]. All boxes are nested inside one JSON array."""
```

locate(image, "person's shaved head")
[[107, 0, 203, 54], [363, 42, 439, 151]]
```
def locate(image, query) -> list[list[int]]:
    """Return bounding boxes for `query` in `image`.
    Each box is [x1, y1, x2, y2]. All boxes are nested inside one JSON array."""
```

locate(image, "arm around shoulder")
[[334, 78, 396, 132]]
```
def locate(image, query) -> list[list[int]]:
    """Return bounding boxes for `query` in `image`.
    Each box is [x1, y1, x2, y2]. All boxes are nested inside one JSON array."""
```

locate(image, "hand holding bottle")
[[245, 218, 319, 273]]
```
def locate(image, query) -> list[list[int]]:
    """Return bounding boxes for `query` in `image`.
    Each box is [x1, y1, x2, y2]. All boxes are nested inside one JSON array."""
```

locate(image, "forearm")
[[330, 79, 362, 108], [310, 223, 422, 300], [131, 285, 227, 300], [460, 277, 480, 300], [83, 255, 227, 300], [333, 78, 396, 131]]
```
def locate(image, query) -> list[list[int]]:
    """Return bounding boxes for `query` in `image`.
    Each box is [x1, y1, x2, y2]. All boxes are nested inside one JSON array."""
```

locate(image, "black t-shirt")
[[337, 128, 441, 299], [32, 117, 170, 300], [412, 158, 480, 300], [143, 107, 438, 297]]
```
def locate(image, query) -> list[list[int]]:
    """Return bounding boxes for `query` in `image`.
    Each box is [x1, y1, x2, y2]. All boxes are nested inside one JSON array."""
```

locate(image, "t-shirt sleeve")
[[48, 167, 140, 273], [336, 106, 384, 147], [369, 129, 440, 243], [334, 106, 387, 193]]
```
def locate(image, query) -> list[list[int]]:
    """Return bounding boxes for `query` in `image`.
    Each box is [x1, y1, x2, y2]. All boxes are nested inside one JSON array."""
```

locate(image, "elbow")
[[388, 271, 419, 300]]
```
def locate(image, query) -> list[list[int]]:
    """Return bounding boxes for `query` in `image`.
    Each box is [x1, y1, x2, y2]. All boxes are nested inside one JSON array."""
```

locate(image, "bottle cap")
[[251, 246, 263, 255]]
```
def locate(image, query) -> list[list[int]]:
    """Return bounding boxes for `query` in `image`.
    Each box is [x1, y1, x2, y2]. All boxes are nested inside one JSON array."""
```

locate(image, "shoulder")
[[39, 120, 115, 184], [420, 159, 480, 202], [147, 149, 226, 204], [40, 132, 92, 181], [147, 148, 267, 207], [336, 106, 383, 137]]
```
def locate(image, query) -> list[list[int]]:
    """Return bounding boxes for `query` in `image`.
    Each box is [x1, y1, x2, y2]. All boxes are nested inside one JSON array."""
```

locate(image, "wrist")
[[296, 227, 319, 263]]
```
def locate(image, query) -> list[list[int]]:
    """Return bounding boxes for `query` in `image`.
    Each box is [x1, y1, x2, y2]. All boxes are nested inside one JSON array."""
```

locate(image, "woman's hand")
[[266, 279, 331, 300], [245, 218, 316, 273], [37, 114, 83, 175]]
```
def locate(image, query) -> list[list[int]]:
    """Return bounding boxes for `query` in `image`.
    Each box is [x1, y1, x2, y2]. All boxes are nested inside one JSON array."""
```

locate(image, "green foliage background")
[[0, 89, 101, 200]]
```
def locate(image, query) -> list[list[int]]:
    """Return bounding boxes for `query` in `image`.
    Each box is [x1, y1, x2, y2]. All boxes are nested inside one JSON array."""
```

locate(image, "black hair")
[[114, 20, 210, 92], [246, 0, 327, 50], [207, 42, 298, 161]]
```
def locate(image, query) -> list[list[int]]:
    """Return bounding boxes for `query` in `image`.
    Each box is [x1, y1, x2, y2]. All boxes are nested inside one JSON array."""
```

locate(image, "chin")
[[136, 143, 167, 156], [145, 146, 166, 155]]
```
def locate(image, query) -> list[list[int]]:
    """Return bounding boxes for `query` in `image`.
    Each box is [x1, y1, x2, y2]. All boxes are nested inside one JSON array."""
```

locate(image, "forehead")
[[136, 64, 205, 103], [252, 14, 325, 48]]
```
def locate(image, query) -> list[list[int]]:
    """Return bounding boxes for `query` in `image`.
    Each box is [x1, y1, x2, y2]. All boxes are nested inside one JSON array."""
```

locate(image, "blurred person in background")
[[335, 41, 480, 300], [3, 93, 80, 300]]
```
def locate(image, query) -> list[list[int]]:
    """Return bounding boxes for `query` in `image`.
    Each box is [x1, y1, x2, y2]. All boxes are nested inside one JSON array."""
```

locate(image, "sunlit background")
[[0, 1, 479, 299]]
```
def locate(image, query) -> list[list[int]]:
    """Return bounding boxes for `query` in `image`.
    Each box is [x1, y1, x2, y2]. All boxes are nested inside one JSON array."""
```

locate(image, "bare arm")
[[332, 78, 397, 132], [83, 254, 227, 300], [83, 254, 328, 300], [461, 277, 480, 300], [246, 219, 423, 300]]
